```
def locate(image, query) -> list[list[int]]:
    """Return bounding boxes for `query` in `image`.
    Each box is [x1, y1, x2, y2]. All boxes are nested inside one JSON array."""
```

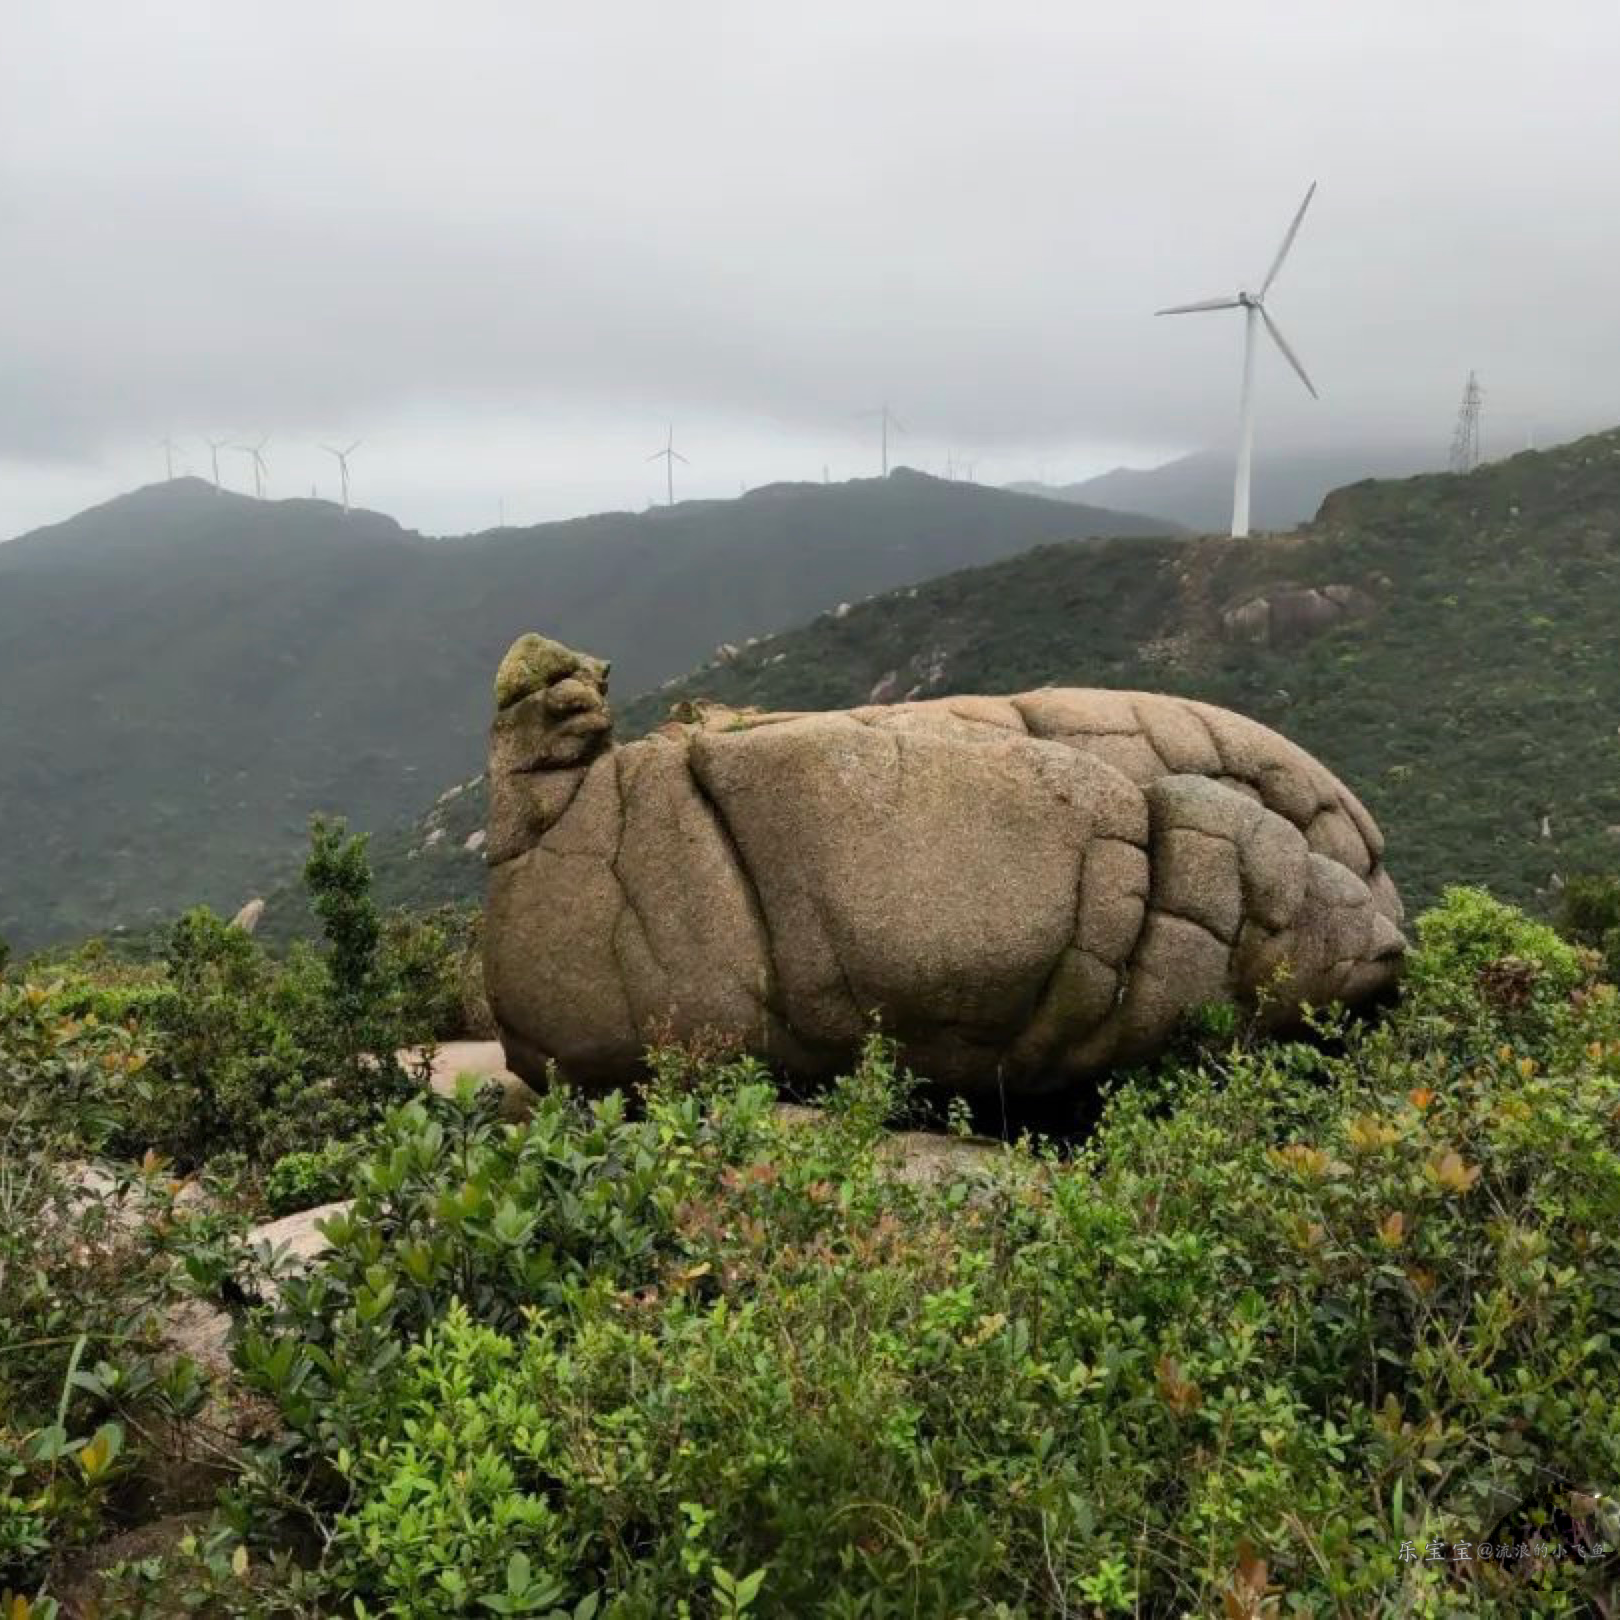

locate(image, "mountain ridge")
[[353, 428, 1620, 931], [0, 470, 1170, 949], [1008, 443, 1450, 532]]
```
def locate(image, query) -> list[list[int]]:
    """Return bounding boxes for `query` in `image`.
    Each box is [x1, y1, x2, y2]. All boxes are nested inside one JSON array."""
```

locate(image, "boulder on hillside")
[[1220, 583, 1375, 647], [228, 896, 265, 934], [484, 634, 1405, 1104]]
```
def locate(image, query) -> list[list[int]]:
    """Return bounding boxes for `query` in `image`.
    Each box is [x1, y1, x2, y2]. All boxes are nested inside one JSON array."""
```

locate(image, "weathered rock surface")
[[1220, 583, 1375, 647], [228, 896, 265, 933], [418, 1038, 534, 1119], [485, 634, 1405, 1100]]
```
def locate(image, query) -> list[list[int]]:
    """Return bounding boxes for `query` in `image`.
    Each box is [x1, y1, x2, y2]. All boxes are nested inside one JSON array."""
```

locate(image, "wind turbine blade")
[[1154, 296, 1242, 316], [344, 440, 362, 455], [1258, 181, 1316, 298], [1259, 307, 1318, 399], [646, 450, 665, 462], [671, 450, 690, 464], [889, 415, 906, 434]]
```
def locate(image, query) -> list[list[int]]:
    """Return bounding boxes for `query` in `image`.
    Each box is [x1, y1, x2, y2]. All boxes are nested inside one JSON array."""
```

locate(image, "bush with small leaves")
[[1402, 884, 1590, 1046], [11, 894, 1620, 1616], [0, 983, 233, 1599], [1560, 871, 1620, 984], [203, 968, 1620, 1616]]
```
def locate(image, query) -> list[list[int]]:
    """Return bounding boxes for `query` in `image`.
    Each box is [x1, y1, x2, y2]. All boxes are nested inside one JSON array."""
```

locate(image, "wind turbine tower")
[[160, 437, 180, 481], [1449, 372, 1484, 474], [862, 403, 905, 476], [204, 436, 230, 491], [234, 436, 270, 499], [322, 441, 361, 512], [1155, 182, 1320, 537], [647, 425, 688, 507]]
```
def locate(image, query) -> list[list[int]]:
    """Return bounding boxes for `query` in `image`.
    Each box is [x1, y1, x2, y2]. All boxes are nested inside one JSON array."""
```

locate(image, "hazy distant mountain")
[[357, 429, 1620, 929], [1009, 444, 1446, 533], [0, 470, 1169, 950]]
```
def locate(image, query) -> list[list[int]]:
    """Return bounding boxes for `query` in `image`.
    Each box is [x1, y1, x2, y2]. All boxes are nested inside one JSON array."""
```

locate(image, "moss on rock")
[[494, 634, 603, 711]]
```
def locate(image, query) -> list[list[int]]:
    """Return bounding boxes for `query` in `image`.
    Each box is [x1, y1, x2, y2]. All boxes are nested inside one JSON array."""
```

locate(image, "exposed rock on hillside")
[[228, 897, 265, 933], [484, 635, 1404, 1104], [1220, 583, 1375, 646]]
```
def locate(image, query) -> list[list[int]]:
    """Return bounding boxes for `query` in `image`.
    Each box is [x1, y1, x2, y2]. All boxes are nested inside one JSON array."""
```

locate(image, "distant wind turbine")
[[647, 425, 688, 507], [860, 403, 905, 476], [1156, 181, 1319, 538], [322, 440, 361, 512], [159, 436, 180, 481], [203, 436, 230, 491], [233, 436, 270, 499]]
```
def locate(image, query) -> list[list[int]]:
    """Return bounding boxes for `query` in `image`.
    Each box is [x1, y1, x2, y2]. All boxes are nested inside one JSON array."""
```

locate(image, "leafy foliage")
[[262, 1137, 372, 1218], [1560, 872, 1620, 984], [10, 887, 1620, 1613], [0, 983, 228, 1598], [176, 895, 1620, 1615], [0, 820, 459, 1608]]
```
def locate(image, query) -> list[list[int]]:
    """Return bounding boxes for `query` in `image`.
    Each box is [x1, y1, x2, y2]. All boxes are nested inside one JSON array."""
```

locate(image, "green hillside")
[[362, 430, 1620, 925], [0, 471, 1166, 951]]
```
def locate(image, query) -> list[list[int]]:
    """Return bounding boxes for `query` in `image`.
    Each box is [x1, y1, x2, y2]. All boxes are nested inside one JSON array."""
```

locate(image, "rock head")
[[484, 633, 1405, 1102]]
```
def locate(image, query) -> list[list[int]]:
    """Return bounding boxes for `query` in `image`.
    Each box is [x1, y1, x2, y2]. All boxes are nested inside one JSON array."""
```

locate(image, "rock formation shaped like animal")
[[484, 633, 1404, 1100]]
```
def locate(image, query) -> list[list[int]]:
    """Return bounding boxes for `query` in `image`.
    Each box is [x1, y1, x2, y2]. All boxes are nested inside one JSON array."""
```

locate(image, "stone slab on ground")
[[406, 1038, 538, 1121]]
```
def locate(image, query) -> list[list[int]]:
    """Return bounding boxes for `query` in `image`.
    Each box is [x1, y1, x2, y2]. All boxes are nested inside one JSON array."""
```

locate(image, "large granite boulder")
[[485, 633, 1404, 1099]]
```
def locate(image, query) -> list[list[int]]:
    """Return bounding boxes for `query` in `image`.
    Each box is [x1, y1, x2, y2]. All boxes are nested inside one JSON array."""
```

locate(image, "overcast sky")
[[3, 1, 1617, 538]]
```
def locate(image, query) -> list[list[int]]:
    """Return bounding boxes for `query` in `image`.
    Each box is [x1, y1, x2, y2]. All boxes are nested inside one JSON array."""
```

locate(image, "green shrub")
[[19, 894, 1620, 1615], [124, 820, 440, 1167], [1403, 884, 1588, 1044], [0, 825, 468, 1606], [263, 1136, 371, 1216], [209, 956, 1620, 1617], [304, 816, 395, 1082], [381, 903, 480, 1043], [142, 906, 310, 1164], [1560, 872, 1620, 983], [0, 984, 225, 1598]]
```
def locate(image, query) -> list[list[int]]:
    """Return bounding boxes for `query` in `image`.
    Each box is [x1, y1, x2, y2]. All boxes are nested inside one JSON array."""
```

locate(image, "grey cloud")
[[2, 0, 1617, 531]]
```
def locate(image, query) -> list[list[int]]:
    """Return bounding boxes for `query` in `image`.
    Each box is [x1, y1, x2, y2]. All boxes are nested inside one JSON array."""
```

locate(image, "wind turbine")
[[322, 440, 361, 512], [233, 436, 270, 499], [860, 403, 905, 476], [1155, 181, 1319, 538], [203, 436, 231, 491], [647, 424, 688, 507], [159, 436, 180, 481]]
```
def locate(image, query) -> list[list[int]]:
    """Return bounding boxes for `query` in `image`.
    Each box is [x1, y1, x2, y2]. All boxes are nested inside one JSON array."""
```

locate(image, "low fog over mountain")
[[2, 5, 1615, 535]]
